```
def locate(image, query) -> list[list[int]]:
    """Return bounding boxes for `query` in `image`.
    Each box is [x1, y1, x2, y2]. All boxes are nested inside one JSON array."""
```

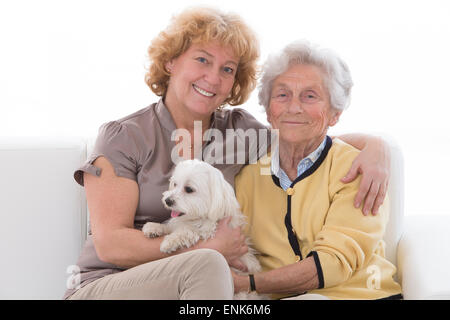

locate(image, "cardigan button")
[[295, 255, 301, 262], [286, 188, 294, 196]]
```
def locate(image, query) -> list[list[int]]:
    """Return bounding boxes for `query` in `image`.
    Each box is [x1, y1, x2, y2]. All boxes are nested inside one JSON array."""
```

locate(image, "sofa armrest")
[[0, 137, 88, 299], [397, 215, 450, 299]]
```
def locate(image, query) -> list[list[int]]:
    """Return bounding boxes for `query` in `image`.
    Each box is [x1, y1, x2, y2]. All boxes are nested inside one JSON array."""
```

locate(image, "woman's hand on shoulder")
[[341, 136, 390, 216]]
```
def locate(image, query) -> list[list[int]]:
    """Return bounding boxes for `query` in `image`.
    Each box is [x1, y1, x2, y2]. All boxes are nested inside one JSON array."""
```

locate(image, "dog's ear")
[[208, 168, 241, 222]]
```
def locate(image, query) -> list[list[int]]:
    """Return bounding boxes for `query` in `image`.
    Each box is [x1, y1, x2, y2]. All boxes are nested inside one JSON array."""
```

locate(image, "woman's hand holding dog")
[[196, 217, 249, 272]]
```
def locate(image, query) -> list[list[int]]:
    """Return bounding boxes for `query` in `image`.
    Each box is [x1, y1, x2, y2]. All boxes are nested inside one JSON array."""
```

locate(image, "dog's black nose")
[[165, 198, 175, 207]]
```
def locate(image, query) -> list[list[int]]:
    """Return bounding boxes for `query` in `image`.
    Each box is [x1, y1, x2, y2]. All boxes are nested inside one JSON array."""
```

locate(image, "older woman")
[[65, 7, 394, 300], [234, 40, 402, 300]]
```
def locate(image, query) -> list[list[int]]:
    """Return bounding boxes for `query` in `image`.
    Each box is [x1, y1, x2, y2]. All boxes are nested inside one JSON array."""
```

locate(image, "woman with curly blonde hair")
[[65, 6, 392, 300], [146, 6, 259, 107]]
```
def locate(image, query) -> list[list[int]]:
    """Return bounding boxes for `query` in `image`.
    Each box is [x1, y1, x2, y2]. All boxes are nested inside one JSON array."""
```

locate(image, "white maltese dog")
[[142, 159, 264, 299]]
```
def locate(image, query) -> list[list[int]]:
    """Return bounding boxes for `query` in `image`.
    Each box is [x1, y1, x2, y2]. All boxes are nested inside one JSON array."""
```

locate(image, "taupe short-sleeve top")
[[64, 99, 270, 299]]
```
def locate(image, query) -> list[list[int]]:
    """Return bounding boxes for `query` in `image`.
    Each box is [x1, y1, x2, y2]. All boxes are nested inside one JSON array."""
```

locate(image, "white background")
[[1, 0, 449, 216]]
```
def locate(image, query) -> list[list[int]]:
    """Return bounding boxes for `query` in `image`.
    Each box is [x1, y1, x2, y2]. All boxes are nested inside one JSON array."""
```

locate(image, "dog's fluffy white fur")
[[142, 159, 263, 299]]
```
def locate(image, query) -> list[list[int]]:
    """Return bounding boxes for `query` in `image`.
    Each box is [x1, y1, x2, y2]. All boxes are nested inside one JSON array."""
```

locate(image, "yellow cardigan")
[[235, 137, 402, 300]]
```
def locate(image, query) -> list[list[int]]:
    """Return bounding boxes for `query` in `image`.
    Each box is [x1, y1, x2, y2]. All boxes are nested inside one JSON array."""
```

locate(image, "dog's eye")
[[184, 186, 194, 193]]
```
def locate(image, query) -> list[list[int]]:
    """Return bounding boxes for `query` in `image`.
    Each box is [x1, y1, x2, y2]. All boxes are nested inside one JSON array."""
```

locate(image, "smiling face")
[[164, 42, 239, 120], [268, 63, 341, 148]]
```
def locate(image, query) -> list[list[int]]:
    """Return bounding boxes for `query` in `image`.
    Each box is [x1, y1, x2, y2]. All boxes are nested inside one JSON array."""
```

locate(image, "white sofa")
[[1, 136, 449, 300]]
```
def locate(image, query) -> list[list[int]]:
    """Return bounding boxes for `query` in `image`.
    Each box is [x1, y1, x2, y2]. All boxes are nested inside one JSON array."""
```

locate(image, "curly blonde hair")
[[145, 6, 260, 106]]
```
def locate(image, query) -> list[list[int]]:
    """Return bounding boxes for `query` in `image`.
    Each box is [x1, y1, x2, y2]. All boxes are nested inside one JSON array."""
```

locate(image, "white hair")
[[258, 40, 353, 112]]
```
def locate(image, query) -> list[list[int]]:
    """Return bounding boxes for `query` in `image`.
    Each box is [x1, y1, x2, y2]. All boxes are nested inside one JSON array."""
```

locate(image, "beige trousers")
[[68, 249, 234, 300]]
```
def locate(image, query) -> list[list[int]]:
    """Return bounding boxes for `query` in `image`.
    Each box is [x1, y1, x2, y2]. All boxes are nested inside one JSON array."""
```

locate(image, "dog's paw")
[[142, 222, 165, 238], [239, 251, 262, 274]]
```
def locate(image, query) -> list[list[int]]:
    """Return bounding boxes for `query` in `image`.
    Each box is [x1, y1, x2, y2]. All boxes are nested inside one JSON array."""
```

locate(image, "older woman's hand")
[[341, 136, 391, 216]]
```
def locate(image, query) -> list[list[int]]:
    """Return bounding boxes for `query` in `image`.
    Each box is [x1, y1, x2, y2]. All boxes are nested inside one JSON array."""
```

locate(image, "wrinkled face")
[[164, 42, 239, 118], [162, 160, 224, 220], [267, 64, 341, 146]]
